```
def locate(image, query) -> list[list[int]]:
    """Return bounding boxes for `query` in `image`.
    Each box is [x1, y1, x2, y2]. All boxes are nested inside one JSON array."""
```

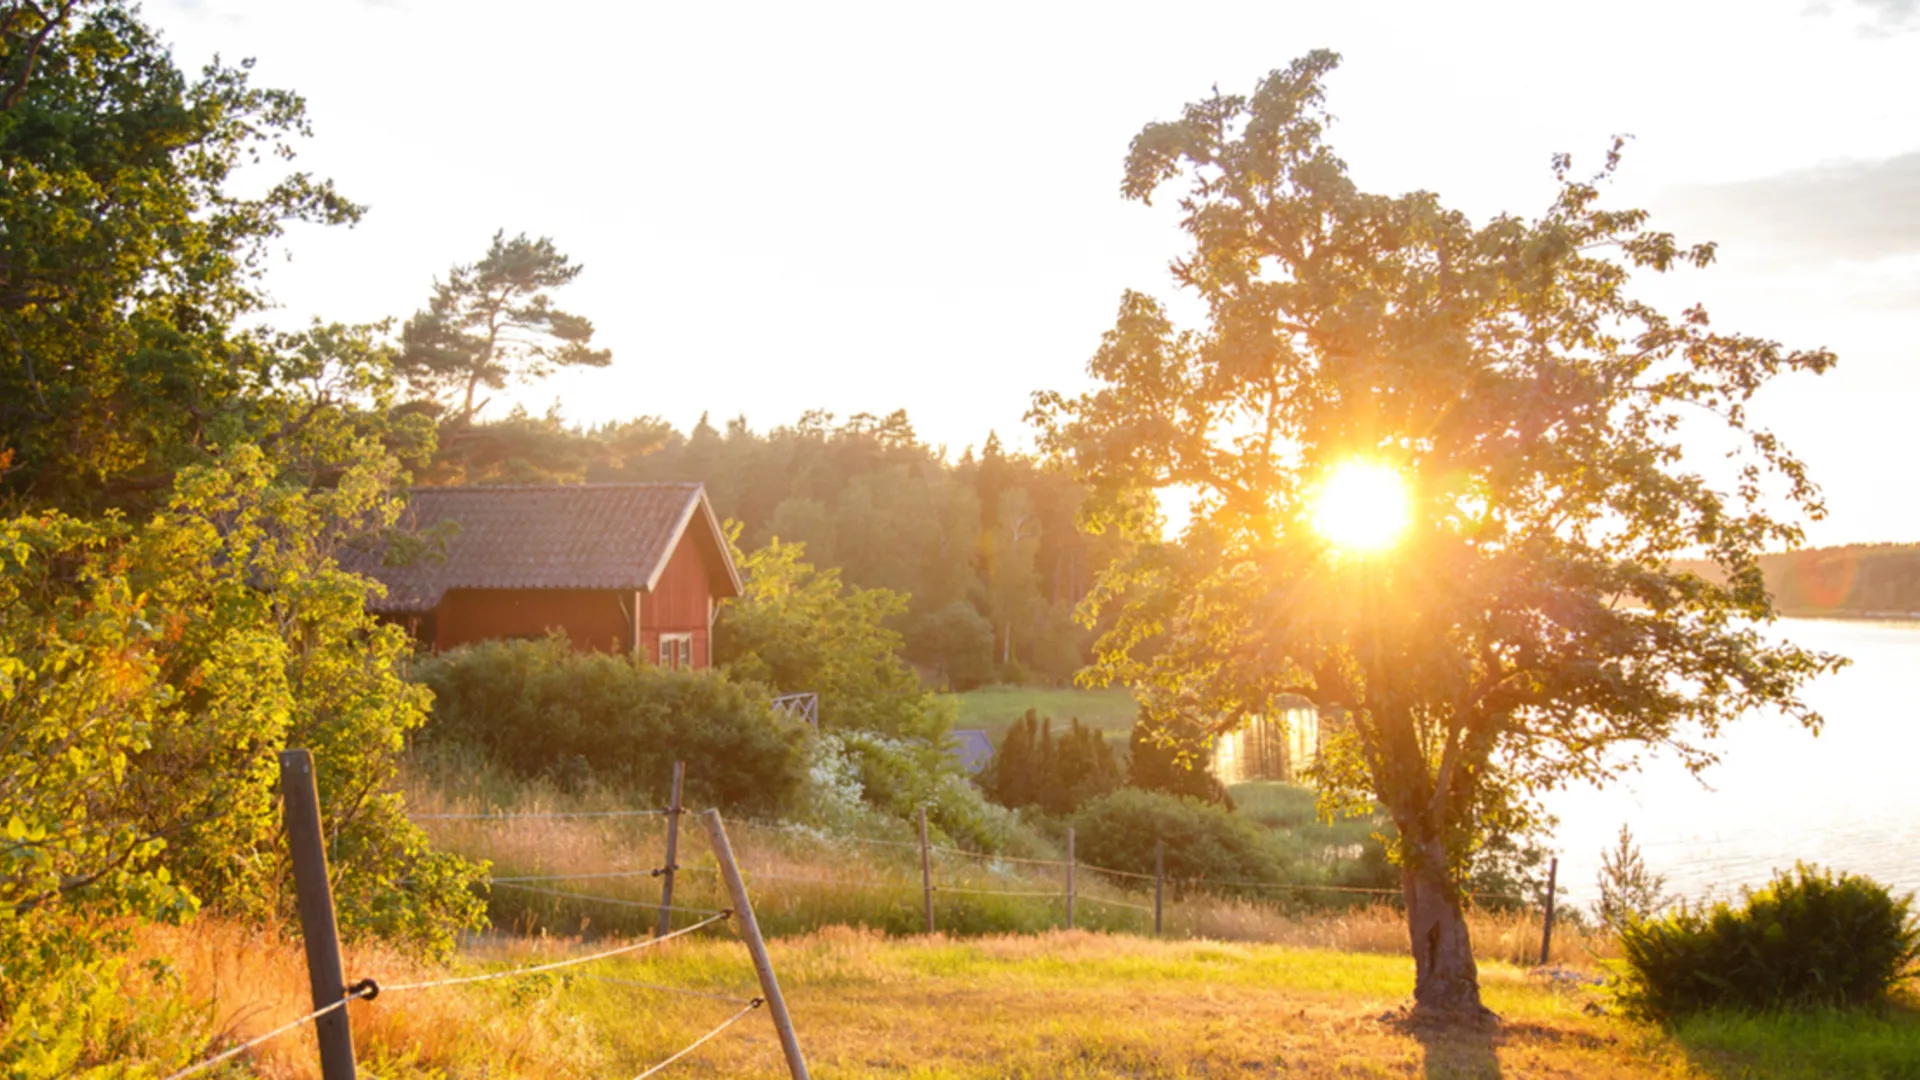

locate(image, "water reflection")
[[1543, 618, 1920, 907]]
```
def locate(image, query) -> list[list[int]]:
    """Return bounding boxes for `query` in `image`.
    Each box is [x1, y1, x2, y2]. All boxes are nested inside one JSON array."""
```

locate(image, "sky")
[[156, 0, 1920, 545]]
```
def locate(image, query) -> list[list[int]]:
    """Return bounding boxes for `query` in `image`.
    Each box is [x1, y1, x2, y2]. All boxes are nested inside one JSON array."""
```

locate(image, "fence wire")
[[490, 881, 731, 919], [413, 808, 671, 820], [160, 984, 376, 1080], [381, 911, 730, 993], [630, 998, 765, 1080]]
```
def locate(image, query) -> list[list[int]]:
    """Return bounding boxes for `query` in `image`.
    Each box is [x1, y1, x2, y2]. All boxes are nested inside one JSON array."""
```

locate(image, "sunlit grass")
[[944, 685, 1139, 740], [134, 920, 1735, 1079], [403, 760, 1614, 969], [1670, 1001, 1920, 1080]]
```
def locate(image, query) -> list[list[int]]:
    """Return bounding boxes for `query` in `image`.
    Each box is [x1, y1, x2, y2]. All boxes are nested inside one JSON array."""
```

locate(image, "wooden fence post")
[[702, 810, 810, 1080], [279, 749, 358, 1080], [1154, 839, 1165, 937], [1065, 827, 1076, 931], [918, 807, 935, 935], [1539, 856, 1559, 966], [655, 760, 684, 939]]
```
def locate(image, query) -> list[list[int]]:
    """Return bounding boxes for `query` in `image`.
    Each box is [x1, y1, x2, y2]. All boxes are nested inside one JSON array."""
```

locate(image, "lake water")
[[1541, 617, 1920, 908]]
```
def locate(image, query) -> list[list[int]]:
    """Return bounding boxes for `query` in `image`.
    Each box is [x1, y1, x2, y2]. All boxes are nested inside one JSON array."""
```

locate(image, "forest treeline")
[[426, 408, 1131, 688], [1758, 544, 1920, 616], [1680, 544, 1920, 617]]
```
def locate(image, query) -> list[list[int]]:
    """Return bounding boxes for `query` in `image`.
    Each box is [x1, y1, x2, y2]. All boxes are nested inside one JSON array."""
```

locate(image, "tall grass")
[[404, 760, 1612, 967]]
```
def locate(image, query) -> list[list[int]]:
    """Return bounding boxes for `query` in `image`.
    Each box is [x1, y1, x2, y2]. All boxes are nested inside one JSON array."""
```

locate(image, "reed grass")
[[404, 762, 1615, 968]]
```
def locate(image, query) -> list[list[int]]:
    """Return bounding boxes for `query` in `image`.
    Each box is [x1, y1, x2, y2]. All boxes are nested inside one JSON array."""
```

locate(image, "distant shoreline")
[[1778, 609, 1920, 625]]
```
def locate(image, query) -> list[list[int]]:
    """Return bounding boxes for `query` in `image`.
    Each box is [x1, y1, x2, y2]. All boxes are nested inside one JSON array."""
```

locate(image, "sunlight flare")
[[1310, 460, 1411, 554]]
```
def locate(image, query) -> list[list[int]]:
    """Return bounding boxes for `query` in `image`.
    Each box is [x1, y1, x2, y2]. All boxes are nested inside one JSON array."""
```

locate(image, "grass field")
[[946, 686, 1139, 740], [141, 919, 1920, 1079]]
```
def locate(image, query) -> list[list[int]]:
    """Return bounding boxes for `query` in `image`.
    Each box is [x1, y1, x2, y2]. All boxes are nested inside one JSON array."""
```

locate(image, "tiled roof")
[[343, 483, 737, 613]]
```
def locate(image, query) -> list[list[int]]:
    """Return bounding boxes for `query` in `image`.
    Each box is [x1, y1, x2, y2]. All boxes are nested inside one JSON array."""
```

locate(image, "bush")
[[1616, 863, 1920, 1019], [1127, 713, 1233, 808], [805, 730, 1023, 853], [1071, 789, 1282, 897], [417, 636, 810, 816]]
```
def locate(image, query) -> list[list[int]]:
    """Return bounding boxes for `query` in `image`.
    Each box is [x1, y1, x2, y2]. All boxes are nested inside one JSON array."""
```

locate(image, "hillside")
[[1758, 543, 1920, 617]]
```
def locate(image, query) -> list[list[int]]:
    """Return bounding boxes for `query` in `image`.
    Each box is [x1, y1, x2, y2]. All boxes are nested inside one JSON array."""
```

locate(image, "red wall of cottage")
[[430, 525, 724, 668], [638, 528, 714, 669], [434, 587, 637, 655]]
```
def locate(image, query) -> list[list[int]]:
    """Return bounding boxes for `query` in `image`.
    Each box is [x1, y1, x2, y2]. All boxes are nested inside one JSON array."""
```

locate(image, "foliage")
[[1616, 864, 1920, 1019], [399, 231, 611, 430], [416, 635, 811, 817], [980, 710, 1121, 815], [1595, 825, 1671, 931], [1127, 713, 1233, 808], [1071, 789, 1282, 899], [717, 535, 953, 740], [591, 410, 1126, 685], [0, 447, 486, 1076], [805, 730, 1021, 853], [0, 0, 364, 508], [2, 448, 486, 947], [1030, 50, 1843, 1012], [907, 600, 997, 690]]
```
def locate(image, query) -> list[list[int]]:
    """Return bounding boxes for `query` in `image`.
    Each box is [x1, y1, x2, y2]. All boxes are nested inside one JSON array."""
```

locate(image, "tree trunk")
[[1403, 842, 1490, 1019]]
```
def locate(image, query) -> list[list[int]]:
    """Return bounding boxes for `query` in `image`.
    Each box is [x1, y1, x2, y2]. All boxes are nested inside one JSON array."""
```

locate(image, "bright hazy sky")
[[158, 0, 1919, 545]]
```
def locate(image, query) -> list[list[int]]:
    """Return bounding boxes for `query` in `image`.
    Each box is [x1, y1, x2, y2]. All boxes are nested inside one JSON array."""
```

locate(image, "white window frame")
[[659, 632, 693, 670]]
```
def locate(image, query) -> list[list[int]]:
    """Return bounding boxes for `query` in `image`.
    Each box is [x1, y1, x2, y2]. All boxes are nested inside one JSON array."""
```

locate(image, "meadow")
[[100, 754, 1920, 1080], [143, 917, 1920, 1080], [944, 686, 1140, 740]]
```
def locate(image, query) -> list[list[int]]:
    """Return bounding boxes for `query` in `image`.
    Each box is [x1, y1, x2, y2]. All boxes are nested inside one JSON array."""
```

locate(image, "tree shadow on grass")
[[1413, 1014, 1497, 1068], [1383, 1008, 1503, 1080]]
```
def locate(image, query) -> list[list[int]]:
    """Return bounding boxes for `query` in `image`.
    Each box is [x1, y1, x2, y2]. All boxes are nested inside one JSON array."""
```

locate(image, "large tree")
[[1032, 52, 1843, 1017]]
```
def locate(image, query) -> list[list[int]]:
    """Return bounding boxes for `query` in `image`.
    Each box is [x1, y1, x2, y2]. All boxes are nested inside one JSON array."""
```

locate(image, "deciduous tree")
[[0, 0, 362, 508], [1033, 51, 1843, 1016]]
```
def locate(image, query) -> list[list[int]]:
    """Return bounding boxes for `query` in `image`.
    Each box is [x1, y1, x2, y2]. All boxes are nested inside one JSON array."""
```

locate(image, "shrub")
[[416, 636, 810, 816], [0, 449, 486, 958], [1127, 712, 1233, 808], [806, 730, 1023, 853], [1616, 863, 1920, 1019], [715, 537, 952, 740], [1071, 789, 1282, 897]]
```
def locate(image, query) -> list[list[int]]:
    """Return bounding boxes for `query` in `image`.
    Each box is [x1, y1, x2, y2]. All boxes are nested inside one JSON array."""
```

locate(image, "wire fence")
[[164, 752, 814, 1080], [160, 904, 752, 1080], [179, 757, 1563, 1080], [423, 784, 1546, 949]]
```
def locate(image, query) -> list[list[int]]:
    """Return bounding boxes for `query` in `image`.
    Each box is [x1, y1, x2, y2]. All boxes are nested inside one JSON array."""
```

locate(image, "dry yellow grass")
[[404, 764, 1615, 968], [132, 919, 1685, 1079]]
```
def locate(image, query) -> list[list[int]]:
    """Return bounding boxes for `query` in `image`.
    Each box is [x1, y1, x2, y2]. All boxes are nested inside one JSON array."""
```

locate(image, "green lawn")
[[945, 685, 1138, 739]]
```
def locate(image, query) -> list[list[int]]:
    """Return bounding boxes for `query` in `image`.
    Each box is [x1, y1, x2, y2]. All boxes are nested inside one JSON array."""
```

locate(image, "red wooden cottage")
[[350, 483, 742, 668]]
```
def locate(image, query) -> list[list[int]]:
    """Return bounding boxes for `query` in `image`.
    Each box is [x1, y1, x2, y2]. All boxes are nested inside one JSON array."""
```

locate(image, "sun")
[[1310, 460, 1411, 555]]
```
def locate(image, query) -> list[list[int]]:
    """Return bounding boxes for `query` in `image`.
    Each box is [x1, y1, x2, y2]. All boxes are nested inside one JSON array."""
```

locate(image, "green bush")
[[416, 636, 810, 816], [1070, 789, 1282, 897], [1127, 712, 1233, 808], [1616, 863, 1920, 1019], [805, 730, 1023, 853]]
